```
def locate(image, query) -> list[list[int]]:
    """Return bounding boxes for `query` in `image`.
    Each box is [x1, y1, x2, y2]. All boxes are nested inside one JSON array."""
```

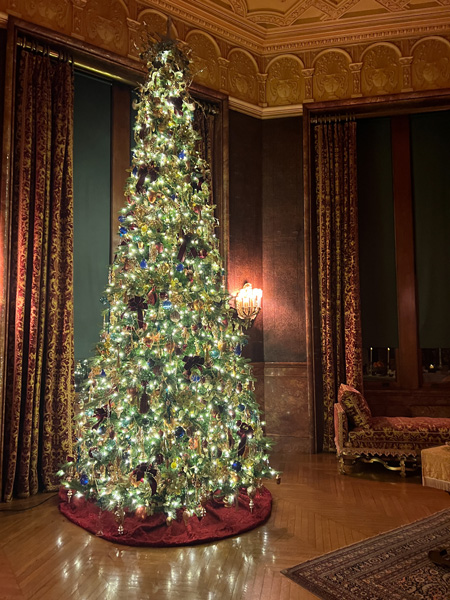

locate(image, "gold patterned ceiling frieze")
[[2, 0, 450, 115], [143, 0, 450, 54]]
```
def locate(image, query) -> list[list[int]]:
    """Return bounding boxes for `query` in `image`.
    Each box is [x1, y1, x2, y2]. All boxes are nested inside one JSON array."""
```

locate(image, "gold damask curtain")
[[314, 119, 363, 451], [193, 99, 218, 205], [3, 47, 74, 501]]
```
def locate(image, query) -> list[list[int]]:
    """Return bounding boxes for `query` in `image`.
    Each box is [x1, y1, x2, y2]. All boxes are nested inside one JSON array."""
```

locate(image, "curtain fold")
[[194, 100, 218, 205], [3, 48, 74, 501], [314, 120, 363, 451]]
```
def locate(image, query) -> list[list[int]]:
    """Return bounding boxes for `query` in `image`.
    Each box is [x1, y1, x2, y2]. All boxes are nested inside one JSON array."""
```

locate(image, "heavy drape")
[[194, 100, 218, 205], [3, 48, 74, 501], [314, 120, 363, 451]]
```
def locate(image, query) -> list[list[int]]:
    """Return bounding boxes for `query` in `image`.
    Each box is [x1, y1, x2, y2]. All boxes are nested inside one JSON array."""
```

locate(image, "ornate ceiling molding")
[[142, 0, 450, 55], [3, 0, 450, 116]]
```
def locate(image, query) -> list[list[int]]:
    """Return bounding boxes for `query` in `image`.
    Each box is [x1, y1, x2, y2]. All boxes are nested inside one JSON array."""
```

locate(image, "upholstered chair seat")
[[335, 383, 450, 476]]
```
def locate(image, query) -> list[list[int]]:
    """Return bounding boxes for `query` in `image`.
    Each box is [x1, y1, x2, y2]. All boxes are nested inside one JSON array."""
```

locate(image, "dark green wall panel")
[[411, 111, 450, 348], [357, 117, 398, 349], [73, 72, 111, 362]]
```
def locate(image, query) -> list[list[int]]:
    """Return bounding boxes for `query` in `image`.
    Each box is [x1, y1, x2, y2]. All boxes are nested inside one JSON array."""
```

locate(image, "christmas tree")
[[61, 37, 276, 529]]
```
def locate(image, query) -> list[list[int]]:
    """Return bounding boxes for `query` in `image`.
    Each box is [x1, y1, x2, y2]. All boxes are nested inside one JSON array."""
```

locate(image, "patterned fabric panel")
[[334, 402, 348, 454], [338, 384, 372, 428], [346, 416, 450, 452]]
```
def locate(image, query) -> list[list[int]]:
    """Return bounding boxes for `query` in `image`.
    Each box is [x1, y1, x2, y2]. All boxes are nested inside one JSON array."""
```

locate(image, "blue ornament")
[[119, 227, 127, 236], [132, 166, 138, 176], [210, 349, 220, 358], [234, 344, 242, 356], [238, 403, 245, 411], [100, 369, 106, 377], [175, 426, 185, 439], [171, 194, 176, 200], [118, 215, 126, 223], [178, 150, 186, 159], [162, 300, 172, 310], [176, 263, 184, 272], [80, 474, 89, 486], [190, 374, 201, 383], [140, 259, 148, 268], [232, 461, 242, 472]]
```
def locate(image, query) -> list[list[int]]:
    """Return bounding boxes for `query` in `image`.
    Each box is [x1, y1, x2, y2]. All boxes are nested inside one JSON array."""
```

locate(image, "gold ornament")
[[182, 510, 190, 527], [165, 341, 176, 353], [159, 263, 170, 275], [135, 505, 148, 520], [114, 503, 125, 535], [193, 299, 204, 311], [247, 486, 256, 513]]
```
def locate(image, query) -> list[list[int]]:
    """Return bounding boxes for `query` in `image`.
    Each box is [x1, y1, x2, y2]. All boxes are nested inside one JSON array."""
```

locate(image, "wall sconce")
[[234, 283, 262, 322]]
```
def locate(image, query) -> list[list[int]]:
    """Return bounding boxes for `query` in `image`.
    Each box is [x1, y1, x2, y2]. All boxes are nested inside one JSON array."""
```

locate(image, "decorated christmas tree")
[[60, 37, 276, 536]]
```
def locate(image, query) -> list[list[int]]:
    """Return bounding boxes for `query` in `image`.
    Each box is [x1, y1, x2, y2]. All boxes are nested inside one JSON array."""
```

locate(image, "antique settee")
[[334, 383, 450, 476]]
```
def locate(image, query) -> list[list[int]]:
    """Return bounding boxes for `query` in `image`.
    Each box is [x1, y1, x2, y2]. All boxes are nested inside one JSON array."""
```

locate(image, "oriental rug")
[[282, 508, 450, 600]]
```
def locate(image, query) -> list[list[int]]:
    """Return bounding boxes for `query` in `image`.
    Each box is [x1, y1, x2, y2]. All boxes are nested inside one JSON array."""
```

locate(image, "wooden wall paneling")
[[111, 84, 132, 260], [302, 104, 319, 452], [261, 117, 304, 363], [228, 110, 264, 362], [391, 116, 421, 390], [263, 362, 310, 453]]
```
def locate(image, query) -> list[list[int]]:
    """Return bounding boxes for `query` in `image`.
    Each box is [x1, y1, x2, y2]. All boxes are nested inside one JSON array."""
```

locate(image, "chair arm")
[[334, 402, 349, 454]]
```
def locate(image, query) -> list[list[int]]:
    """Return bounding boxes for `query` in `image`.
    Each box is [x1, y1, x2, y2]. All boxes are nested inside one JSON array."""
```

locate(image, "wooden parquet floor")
[[1, 452, 449, 600]]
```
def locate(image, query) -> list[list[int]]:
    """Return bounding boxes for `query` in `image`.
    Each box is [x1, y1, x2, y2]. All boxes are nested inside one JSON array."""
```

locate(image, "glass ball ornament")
[[190, 373, 201, 383], [170, 311, 180, 322], [238, 403, 246, 411], [175, 426, 185, 439], [234, 344, 242, 356], [140, 259, 148, 268], [210, 349, 220, 358], [232, 461, 242, 472], [176, 263, 184, 272], [118, 215, 126, 223], [80, 473, 89, 486], [119, 227, 127, 236], [162, 300, 172, 310], [135, 505, 148, 520]]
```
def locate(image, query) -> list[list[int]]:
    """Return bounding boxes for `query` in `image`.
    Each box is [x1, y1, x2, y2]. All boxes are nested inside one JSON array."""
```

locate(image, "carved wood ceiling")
[[147, 0, 450, 53]]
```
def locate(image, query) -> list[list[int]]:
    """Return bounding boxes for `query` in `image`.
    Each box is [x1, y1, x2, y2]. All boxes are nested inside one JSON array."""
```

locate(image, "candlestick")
[[387, 347, 390, 369], [369, 347, 373, 374]]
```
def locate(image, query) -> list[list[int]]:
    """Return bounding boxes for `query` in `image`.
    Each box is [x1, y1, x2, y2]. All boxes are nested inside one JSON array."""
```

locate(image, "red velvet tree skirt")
[[59, 487, 272, 546]]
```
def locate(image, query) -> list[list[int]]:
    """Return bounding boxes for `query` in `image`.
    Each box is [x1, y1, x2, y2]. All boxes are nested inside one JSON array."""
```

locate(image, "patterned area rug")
[[282, 508, 450, 600]]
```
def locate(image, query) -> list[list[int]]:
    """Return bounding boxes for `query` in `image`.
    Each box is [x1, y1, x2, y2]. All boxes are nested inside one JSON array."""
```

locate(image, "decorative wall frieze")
[[3, 0, 450, 116]]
